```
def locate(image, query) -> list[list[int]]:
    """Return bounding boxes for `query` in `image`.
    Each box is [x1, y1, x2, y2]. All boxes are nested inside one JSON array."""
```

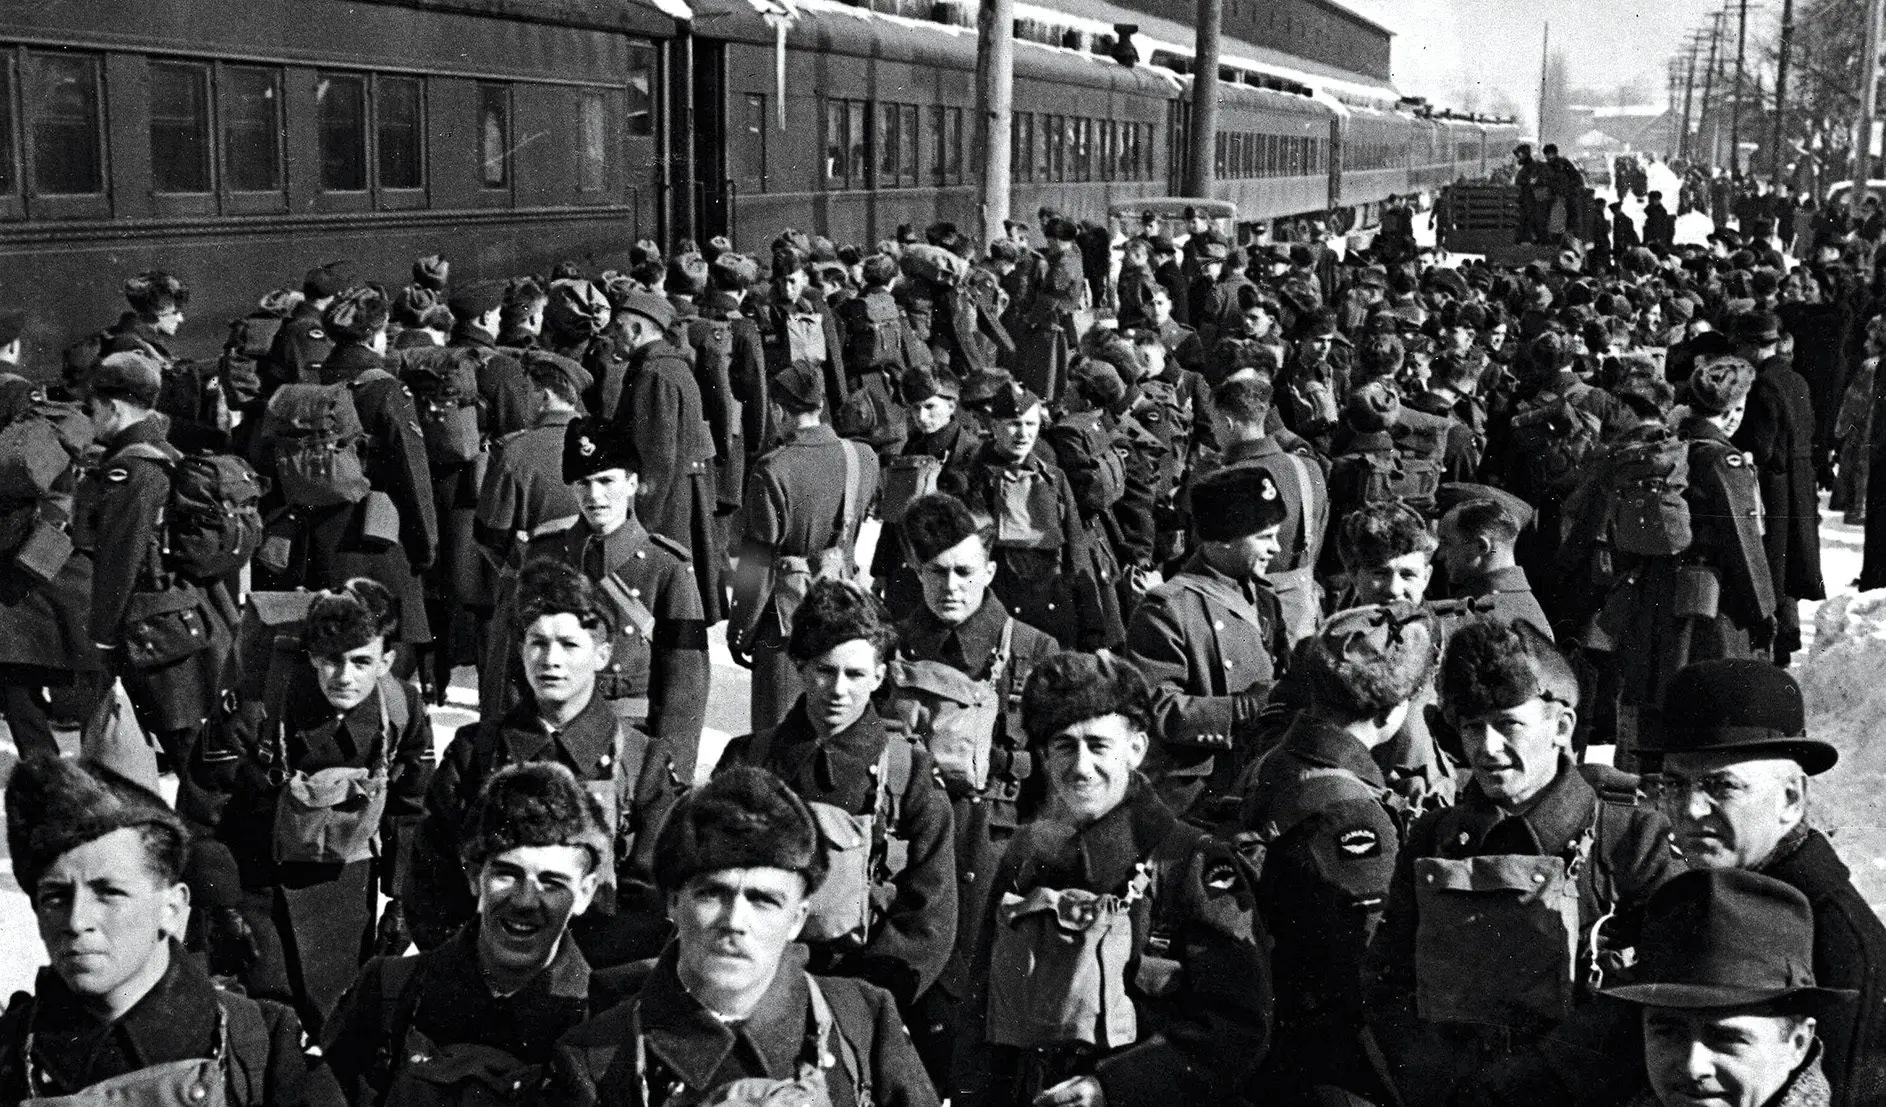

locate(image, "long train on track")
[[0, 0, 1519, 362]]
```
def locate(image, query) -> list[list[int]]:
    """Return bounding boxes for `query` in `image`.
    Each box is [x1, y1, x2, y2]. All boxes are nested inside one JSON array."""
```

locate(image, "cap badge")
[[579, 436, 597, 457]]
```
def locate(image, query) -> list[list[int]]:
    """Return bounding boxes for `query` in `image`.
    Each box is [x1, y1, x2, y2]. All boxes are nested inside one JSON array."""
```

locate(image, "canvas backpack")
[[116, 443, 266, 580], [258, 372, 386, 507], [1330, 440, 1441, 516], [219, 313, 287, 410], [1130, 377, 1192, 505], [399, 347, 485, 469], [843, 290, 907, 374], [1607, 428, 1693, 557], [1509, 388, 1603, 502]]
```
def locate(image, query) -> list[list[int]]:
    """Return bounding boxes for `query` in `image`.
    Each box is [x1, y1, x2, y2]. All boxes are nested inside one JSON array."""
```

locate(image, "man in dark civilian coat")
[[1728, 311, 1825, 666], [1639, 660, 1886, 1107]]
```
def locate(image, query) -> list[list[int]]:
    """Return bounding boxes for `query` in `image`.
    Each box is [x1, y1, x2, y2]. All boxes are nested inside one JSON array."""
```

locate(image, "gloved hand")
[[205, 906, 260, 980], [376, 898, 412, 957]]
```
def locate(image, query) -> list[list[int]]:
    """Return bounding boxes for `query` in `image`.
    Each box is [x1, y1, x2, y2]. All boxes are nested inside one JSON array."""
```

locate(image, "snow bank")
[[1795, 591, 1886, 905]]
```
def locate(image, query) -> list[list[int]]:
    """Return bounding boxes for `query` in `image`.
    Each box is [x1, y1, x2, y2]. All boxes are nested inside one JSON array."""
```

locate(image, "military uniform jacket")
[[718, 702, 957, 1008], [1733, 354, 1827, 603], [405, 693, 683, 967], [1684, 416, 1777, 629], [889, 597, 1059, 997], [1449, 565, 1553, 641], [320, 924, 595, 1107], [969, 779, 1272, 1107], [262, 300, 332, 390], [0, 945, 326, 1105], [617, 338, 725, 625], [1365, 761, 1677, 1106], [526, 516, 709, 750], [962, 442, 1105, 650], [1127, 553, 1285, 817], [1215, 436, 1329, 582], [1761, 826, 1886, 1107], [704, 293, 769, 455], [676, 299, 746, 514], [454, 325, 535, 440], [742, 423, 878, 560], [548, 946, 940, 1107], [475, 408, 582, 563]]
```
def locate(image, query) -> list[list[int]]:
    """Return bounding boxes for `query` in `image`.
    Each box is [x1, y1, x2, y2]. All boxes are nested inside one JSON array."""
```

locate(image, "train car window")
[[316, 73, 368, 192], [0, 56, 16, 203], [847, 100, 868, 186], [150, 62, 212, 195], [221, 66, 282, 193], [877, 103, 899, 187], [1213, 132, 1225, 179], [1065, 117, 1080, 181], [578, 90, 606, 193], [26, 52, 103, 197], [825, 100, 846, 188], [897, 104, 917, 189], [1009, 111, 1024, 183], [740, 93, 766, 193], [625, 43, 656, 138], [479, 84, 510, 189], [940, 105, 962, 186], [376, 76, 423, 192]]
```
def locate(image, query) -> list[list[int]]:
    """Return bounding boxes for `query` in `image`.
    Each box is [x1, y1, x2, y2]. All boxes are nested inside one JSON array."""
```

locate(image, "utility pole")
[[1701, 10, 1723, 167], [1730, 0, 1747, 176], [1681, 39, 1700, 161], [973, 0, 1015, 246], [1772, 0, 1794, 179], [1857, 0, 1886, 202], [1535, 23, 1549, 144], [1184, 0, 1222, 197]]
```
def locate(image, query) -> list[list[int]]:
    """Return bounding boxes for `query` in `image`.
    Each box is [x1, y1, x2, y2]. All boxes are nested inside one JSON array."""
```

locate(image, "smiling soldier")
[[320, 761, 614, 1105]]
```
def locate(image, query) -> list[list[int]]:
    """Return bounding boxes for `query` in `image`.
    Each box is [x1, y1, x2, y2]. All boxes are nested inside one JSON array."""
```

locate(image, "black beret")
[[1193, 465, 1287, 540], [562, 417, 641, 482], [772, 359, 825, 414], [653, 766, 826, 894], [1021, 652, 1156, 746], [967, 379, 1043, 420], [7, 756, 186, 898], [1644, 659, 1834, 774], [900, 493, 986, 564], [461, 761, 612, 871], [447, 280, 506, 320]]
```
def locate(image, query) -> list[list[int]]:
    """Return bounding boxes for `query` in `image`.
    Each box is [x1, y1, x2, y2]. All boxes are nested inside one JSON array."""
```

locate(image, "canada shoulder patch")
[[1337, 827, 1381, 858], [104, 467, 130, 483], [1204, 859, 1241, 892], [1725, 452, 1747, 469]]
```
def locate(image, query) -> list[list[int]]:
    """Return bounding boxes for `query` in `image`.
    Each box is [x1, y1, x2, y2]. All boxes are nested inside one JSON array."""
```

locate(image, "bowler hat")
[[1604, 869, 1855, 1010], [1642, 659, 1835, 774]]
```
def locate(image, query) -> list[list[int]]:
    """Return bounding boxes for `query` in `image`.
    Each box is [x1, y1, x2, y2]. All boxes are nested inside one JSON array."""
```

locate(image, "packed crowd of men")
[[0, 157, 1881, 1107]]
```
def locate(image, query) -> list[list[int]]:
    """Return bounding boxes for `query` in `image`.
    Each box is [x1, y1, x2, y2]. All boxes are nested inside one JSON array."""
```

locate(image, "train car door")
[[693, 39, 738, 245], [1328, 118, 1343, 220], [1167, 99, 1189, 195]]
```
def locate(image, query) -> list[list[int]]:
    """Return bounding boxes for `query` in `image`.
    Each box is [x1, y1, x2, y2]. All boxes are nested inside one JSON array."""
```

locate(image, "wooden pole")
[[1701, 11, 1722, 167], [1773, 0, 1794, 179], [1537, 22, 1550, 145], [1731, 0, 1747, 175], [1682, 41, 1700, 161], [974, 0, 1016, 247], [1185, 0, 1223, 198], [1856, 0, 1886, 202]]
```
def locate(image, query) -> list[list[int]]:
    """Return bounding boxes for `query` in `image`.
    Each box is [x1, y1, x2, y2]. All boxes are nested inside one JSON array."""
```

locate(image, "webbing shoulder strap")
[[838, 439, 863, 554], [213, 989, 273, 1106], [807, 977, 871, 1107], [1280, 451, 1319, 565], [611, 717, 651, 829], [1256, 765, 1388, 845]]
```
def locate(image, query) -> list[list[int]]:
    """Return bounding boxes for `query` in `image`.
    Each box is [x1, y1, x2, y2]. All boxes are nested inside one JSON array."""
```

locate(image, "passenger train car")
[[0, 0, 1518, 363]]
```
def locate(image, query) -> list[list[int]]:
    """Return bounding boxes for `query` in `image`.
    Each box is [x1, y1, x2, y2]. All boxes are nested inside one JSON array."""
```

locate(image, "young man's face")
[[670, 866, 809, 1006], [917, 534, 997, 627], [153, 306, 185, 337], [1353, 551, 1433, 605], [475, 843, 601, 979], [797, 638, 886, 737], [310, 637, 395, 712], [1454, 694, 1574, 809], [1209, 525, 1283, 581], [572, 469, 639, 535], [913, 395, 957, 436], [36, 829, 188, 1008], [521, 613, 611, 713], [1043, 713, 1147, 826], [990, 404, 1043, 462], [1643, 1006, 1812, 1107]]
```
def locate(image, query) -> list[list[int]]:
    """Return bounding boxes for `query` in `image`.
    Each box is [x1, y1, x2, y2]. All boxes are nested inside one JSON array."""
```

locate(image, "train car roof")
[[694, 0, 1179, 95], [362, 0, 679, 35], [1188, 76, 1336, 121]]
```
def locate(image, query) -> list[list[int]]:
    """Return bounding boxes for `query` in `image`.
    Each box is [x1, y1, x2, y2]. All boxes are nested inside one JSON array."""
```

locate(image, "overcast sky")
[[1340, 0, 1740, 123]]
